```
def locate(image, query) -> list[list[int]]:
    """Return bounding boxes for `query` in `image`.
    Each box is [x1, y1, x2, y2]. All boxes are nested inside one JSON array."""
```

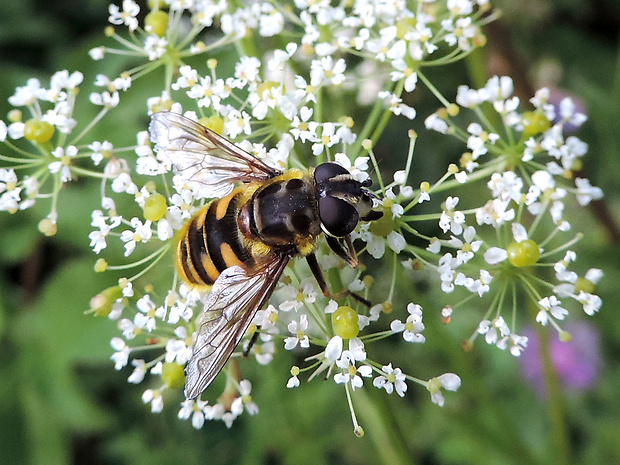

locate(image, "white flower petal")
[[484, 247, 507, 265]]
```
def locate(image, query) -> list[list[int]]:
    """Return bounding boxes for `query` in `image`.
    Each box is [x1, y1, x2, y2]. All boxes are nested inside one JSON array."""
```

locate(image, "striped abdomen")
[[176, 189, 255, 287]]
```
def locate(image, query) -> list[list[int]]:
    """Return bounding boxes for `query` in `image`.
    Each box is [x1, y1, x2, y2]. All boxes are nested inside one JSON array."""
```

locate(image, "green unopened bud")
[[331, 306, 359, 339], [559, 330, 572, 343], [161, 362, 185, 389], [8, 109, 22, 123], [89, 286, 123, 317], [24, 119, 54, 143], [574, 277, 595, 294], [145, 10, 169, 37], [38, 218, 57, 236], [199, 115, 224, 135], [94, 258, 108, 272], [427, 377, 442, 395], [507, 239, 540, 267], [143, 192, 167, 221], [369, 206, 395, 237], [521, 111, 551, 138]]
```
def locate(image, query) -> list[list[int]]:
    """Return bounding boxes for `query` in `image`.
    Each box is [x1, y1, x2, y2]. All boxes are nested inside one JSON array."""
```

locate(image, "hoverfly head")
[[314, 162, 383, 238]]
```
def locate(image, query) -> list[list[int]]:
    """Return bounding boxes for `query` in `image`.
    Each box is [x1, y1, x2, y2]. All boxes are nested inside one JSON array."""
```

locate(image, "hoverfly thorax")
[[314, 162, 383, 238]]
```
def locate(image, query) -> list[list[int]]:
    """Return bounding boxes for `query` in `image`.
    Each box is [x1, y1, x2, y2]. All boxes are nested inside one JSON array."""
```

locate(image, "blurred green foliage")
[[0, 1, 619, 464]]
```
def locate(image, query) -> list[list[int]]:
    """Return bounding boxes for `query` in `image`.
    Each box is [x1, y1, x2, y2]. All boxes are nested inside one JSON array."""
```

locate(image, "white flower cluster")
[[0, 71, 84, 215], [1, 0, 604, 434], [422, 76, 604, 354]]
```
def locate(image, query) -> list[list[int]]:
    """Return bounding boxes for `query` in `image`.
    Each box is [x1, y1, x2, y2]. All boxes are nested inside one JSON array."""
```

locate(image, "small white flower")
[[110, 337, 129, 370], [377, 90, 416, 119], [144, 36, 168, 61], [427, 237, 441, 254], [142, 389, 164, 413], [284, 313, 311, 350], [48, 145, 78, 182], [427, 373, 461, 407], [310, 56, 346, 87], [178, 398, 209, 430], [287, 374, 300, 388], [120, 218, 153, 256], [259, 6, 284, 37], [536, 296, 568, 325], [448, 226, 482, 265], [230, 380, 259, 416], [334, 352, 372, 391], [90, 90, 120, 108], [287, 366, 301, 388], [577, 291, 602, 316], [425, 112, 449, 133], [574, 178, 603, 206], [439, 196, 465, 235], [373, 363, 407, 397], [390, 303, 425, 343], [478, 316, 510, 344], [108, 0, 140, 31], [89, 140, 114, 166], [89, 47, 105, 60], [128, 359, 146, 384]]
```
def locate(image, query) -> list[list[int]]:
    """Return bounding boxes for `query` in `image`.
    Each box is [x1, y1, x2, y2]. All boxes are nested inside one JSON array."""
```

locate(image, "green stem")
[[418, 70, 451, 108], [432, 322, 543, 465], [353, 388, 412, 465], [69, 108, 109, 146], [349, 95, 390, 159], [532, 318, 572, 465]]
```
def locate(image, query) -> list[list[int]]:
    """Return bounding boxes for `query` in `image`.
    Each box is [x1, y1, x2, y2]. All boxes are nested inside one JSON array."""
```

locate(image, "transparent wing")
[[149, 111, 281, 198], [184, 256, 289, 399]]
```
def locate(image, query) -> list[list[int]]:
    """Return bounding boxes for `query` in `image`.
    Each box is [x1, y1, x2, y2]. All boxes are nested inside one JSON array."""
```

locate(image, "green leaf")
[[11, 257, 118, 465]]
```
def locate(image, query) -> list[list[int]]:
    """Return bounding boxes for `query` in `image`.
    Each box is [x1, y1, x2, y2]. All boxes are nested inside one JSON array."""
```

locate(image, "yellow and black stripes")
[[176, 189, 256, 288]]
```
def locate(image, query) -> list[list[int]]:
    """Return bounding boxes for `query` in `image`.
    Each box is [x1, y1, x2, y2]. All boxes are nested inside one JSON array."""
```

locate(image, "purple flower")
[[519, 321, 603, 396]]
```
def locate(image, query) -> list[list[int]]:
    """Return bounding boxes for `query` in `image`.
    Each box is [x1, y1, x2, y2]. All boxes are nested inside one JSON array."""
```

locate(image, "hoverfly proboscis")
[[149, 111, 383, 399]]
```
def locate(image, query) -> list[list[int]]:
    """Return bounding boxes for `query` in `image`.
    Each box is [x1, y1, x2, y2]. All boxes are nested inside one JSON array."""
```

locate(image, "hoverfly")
[[149, 111, 383, 399]]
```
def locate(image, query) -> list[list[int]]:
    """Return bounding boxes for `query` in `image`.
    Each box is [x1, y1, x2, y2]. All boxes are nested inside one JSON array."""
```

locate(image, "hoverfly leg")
[[305, 252, 371, 308], [345, 291, 372, 308], [306, 252, 329, 296], [243, 326, 261, 357], [325, 235, 358, 268]]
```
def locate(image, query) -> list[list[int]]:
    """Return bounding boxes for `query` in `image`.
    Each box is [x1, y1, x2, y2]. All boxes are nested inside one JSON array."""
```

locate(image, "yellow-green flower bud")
[[38, 218, 57, 236], [145, 10, 168, 37], [521, 111, 551, 138], [574, 277, 595, 294], [199, 115, 224, 135], [331, 306, 359, 339], [143, 193, 167, 221], [507, 239, 540, 267], [161, 362, 185, 389], [24, 119, 54, 143], [89, 286, 123, 317], [369, 205, 395, 237], [94, 259, 108, 272]]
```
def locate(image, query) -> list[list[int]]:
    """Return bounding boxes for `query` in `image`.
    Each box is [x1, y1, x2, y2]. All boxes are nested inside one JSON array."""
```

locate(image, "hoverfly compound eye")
[[314, 162, 350, 184], [319, 196, 359, 237]]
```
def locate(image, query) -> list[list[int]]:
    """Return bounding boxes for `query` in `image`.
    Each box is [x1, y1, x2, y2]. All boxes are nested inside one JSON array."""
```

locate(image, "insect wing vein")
[[184, 257, 289, 399], [149, 112, 281, 198]]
